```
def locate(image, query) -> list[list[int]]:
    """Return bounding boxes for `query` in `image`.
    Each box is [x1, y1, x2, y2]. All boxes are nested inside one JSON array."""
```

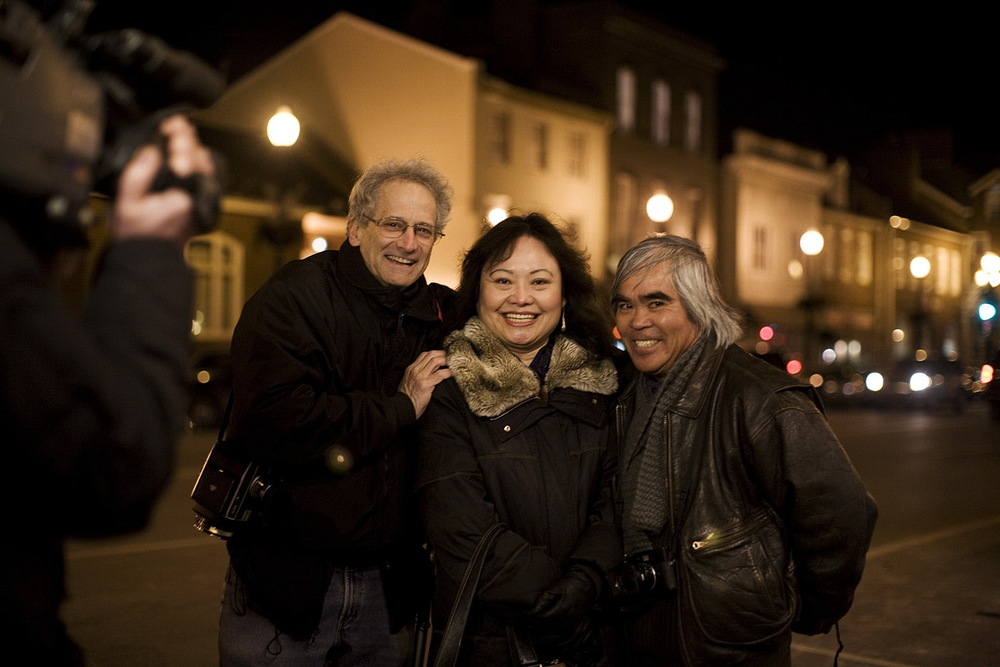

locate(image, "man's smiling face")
[[612, 261, 700, 377], [348, 179, 438, 288]]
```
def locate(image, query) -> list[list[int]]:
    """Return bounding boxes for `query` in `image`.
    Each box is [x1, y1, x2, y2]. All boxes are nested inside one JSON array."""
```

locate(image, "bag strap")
[[506, 625, 545, 667], [432, 522, 505, 667]]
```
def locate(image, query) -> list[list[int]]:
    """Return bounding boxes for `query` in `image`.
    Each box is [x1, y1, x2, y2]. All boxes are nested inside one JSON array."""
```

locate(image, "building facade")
[[724, 129, 981, 397]]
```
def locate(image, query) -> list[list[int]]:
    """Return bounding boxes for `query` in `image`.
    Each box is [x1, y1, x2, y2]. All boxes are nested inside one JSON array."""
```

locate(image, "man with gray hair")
[[608, 234, 877, 665], [218, 158, 455, 665]]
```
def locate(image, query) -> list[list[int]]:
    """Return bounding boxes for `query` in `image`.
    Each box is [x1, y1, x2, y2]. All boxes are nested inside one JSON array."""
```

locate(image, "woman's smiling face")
[[477, 235, 565, 365]]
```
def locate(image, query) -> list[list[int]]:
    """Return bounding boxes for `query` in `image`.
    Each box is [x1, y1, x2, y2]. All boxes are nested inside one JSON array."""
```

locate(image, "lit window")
[[531, 121, 548, 170], [567, 131, 586, 177], [684, 90, 702, 153], [950, 248, 961, 296], [616, 66, 636, 134], [651, 79, 671, 145], [613, 172, 637, 255], [490, 111, 511, 164], [935, 246, 949, 296], [185, 231, 245, 341], [753, 226, 768, 270], [840, 227, 854, 284], [986, 184, 1000, 223], [857, 230, 873, 286]]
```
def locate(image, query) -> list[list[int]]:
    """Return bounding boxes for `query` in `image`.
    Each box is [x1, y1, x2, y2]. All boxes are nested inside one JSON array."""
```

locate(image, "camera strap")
[[216, 391, 234, 441]]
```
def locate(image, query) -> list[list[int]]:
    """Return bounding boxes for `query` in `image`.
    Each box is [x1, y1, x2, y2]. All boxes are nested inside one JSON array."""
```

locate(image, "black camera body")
[[190, 439, 272, 540], [608, 548, 678, 600], [0, 0, 225, 243]]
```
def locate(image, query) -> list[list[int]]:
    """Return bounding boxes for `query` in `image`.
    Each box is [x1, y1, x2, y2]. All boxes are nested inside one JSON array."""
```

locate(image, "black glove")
[[533, 616, 602, 667], [530, 564, 600, 620]]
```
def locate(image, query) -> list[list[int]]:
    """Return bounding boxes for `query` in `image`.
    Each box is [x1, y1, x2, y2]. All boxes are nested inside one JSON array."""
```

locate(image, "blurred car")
[[188, 352, 232, 430], [875, 359, 970, 414], [983, 359, 1000, 423]]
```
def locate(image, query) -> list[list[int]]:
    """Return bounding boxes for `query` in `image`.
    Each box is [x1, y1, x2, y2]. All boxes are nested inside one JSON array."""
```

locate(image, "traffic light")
[[979, 290, 998, 325]]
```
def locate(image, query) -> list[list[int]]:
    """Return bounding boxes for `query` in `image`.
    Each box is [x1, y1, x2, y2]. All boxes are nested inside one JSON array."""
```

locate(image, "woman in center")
[[417, 213, 622, 666]]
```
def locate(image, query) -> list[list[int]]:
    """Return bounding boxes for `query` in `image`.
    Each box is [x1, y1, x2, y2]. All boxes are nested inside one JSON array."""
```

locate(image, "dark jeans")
[[219, 565, 413, 666]]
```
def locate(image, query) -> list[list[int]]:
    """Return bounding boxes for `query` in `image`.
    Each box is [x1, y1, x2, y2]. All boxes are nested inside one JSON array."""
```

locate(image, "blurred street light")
[[976, 252, 1000, 288], [799, 229, 825, 256], [646, 190, 674, 224], [267, 106, 300, 147], [910, 255, 931, 280]]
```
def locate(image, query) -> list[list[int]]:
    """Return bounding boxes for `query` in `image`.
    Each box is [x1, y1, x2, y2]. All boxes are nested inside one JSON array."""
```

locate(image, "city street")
[[63, 403, 1000, 666]]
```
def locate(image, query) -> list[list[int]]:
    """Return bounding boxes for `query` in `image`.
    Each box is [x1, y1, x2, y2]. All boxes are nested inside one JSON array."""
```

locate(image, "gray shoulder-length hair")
[[611, 234, 744, 347]]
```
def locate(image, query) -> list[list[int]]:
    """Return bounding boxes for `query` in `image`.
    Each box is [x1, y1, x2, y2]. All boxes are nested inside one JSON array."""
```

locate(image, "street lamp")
[[799, 229, 824, 371], [646, 190, 674, 225], [977, 252, 1000, 358], [267, 106, 300, 147], [262, 106, 303, 271], [799, 229, 825, 256], [909, 255, 930, 280], [977, 252, 1000, 288], [909, 254, 931, 355]]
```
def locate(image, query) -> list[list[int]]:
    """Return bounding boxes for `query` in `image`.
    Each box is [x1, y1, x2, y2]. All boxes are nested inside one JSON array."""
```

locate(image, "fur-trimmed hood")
[[444, 316, 618, 417]]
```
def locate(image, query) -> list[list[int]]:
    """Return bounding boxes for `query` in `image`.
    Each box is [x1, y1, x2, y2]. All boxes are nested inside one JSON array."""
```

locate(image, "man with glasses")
[[219, 158, 455, 665]]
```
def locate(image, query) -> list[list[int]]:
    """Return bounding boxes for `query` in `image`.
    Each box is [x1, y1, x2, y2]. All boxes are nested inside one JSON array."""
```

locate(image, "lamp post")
[[976, 252, 1000, 359], [262, 106, 302, 271], [909, 254, 931, 356], [799, 229, 824, 371]]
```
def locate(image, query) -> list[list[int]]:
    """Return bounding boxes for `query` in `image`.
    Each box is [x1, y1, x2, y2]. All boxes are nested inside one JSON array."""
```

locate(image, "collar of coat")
[[335, 240, 446, 321], [445, 316, 618, 418], [622, 342, 815, 419]]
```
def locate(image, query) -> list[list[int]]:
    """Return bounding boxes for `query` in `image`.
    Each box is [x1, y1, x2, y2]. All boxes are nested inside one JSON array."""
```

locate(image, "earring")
[[560, 309, 566, 333]]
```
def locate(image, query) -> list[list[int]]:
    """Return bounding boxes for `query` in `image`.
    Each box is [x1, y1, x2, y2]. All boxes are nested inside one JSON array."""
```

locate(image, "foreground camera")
[[0, 0, 225, 240]]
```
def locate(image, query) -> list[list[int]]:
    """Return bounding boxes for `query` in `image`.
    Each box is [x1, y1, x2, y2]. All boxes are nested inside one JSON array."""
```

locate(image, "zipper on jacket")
[[690, 506, 771, 553], [489, 396, 540, 422], [664, 415, 676, 539]]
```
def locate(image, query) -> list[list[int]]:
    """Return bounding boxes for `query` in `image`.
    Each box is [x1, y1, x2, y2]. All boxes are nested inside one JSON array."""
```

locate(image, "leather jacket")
[[614, 343, 877, 664]]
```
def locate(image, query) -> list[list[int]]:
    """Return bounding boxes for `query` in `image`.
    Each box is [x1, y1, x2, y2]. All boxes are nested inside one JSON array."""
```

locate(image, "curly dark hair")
[[440, 212, 615, 358]]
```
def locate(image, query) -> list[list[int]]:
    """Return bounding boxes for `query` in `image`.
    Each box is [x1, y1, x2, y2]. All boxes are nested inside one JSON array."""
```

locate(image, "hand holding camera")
[[111, 114, 218, 246], [0, 0, 226, 243]]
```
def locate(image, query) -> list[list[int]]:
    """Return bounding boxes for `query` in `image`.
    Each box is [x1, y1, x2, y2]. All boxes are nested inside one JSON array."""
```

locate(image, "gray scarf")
[[621, 335, 708, 554]]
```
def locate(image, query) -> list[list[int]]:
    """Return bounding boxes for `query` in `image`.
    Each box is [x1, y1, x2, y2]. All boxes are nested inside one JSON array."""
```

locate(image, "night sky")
[[80, 0, 999, 172]]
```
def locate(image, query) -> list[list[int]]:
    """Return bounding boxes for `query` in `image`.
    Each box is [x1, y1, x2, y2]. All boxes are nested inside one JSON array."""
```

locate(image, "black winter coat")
[[1, 220, 193, 665], [225, 241, 452, 640], [615, 343, 878, 665], [416, 317, 622, 666]]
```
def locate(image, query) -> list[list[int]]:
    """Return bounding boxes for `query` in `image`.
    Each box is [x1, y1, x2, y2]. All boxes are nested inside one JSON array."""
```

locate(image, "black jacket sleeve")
[[1, 221, 193, 535]]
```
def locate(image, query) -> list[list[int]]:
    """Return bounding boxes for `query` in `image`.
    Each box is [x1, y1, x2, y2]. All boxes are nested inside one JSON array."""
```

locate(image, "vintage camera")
[[0, 0, 225, 246], [191, 439, 273, 540], [608, 549, 678, 599]]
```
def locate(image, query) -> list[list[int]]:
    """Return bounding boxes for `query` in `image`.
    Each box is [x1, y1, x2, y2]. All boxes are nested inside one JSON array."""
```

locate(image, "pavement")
[[61, 421, 1000, 666], [789, 515, 1000, 666]]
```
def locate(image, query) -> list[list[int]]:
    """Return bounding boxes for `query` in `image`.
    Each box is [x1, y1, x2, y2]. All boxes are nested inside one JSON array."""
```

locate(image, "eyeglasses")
[[363, 215, 444, 244]]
